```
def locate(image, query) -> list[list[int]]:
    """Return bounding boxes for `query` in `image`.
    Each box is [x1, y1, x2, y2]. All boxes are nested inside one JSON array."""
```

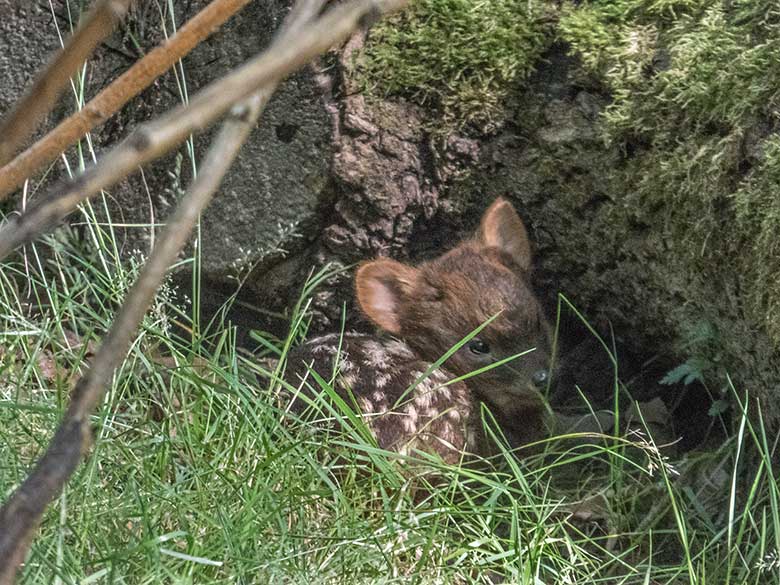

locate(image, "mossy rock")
[[557, 0, 780, 419], [356, 0, 551, 130], [355, 0, 780, 426]]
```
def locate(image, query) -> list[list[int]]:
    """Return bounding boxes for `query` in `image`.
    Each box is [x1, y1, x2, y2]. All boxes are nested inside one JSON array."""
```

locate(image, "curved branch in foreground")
[[0, 0, 406, 262], [0, 89, 269, 585], [0, 0, 253, 201], [0, 0, 398, 579], [0, 0, 133, 167]]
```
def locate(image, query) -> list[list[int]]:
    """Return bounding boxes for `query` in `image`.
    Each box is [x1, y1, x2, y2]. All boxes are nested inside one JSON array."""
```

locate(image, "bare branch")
[[0, 91, 268, 584], [0, 1, 387, 579], [0, 0, 253, 201], [0, 0, 133, 166], [0, 0, 407, 262]]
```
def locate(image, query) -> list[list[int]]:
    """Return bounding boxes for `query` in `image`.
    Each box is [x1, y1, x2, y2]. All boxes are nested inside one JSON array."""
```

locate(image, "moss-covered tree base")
[[449, 43, 778, 428], [349, 0, 780, 428]]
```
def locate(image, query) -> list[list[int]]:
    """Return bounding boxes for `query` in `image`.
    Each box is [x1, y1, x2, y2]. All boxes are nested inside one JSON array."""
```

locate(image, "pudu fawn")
[[278, 198, 553, 464]]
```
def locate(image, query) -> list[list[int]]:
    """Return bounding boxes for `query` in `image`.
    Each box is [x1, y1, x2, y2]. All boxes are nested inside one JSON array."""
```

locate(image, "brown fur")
[[281, 198, 552, 462], [355, 198, 552, 449]]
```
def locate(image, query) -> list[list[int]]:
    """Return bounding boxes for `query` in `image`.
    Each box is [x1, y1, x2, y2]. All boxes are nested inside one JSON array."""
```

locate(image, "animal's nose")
[[532, 369, 549, 388]]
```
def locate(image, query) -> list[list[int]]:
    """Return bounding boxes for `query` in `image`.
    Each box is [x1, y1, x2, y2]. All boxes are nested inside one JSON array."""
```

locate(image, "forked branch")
[[0, 1, 407, 581], [0, 0, 253, 200], [0, 91, 268, 583], [0, 0, 133, 166], [0, 0, 406, 262]]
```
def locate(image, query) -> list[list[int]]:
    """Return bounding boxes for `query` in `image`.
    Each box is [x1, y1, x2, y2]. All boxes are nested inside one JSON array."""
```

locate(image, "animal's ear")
[[477, 197, 532, 271], [355, 259, 419, 334]]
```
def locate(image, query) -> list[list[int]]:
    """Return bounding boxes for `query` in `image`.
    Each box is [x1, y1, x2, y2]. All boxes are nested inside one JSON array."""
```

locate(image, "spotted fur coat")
[[279, 333, 480, 465]]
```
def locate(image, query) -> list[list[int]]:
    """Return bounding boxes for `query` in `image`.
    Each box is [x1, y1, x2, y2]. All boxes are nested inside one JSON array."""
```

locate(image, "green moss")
[[357, 0, 550, 130], [557, 0, 641, 74], [561, 1, 780, 346], [356, 0, 780, 413], [733, 135, 780, 338]]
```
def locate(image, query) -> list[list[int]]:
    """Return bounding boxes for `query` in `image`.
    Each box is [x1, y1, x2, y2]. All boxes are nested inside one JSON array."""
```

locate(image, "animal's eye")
[[468, 339, 491, 355]]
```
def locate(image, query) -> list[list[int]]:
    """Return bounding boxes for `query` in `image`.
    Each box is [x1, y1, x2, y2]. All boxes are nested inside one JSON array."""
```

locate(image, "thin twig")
[[0, 0, 253, 200], [0, 0, 133, 166], [0, 92, 267, 583], [0, 0, 393, 578], [0, 0, 407, 262]]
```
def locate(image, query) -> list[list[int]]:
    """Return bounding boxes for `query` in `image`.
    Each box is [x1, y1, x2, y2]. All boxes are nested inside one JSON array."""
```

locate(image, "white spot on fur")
[[360, 339, 390, 368], [436, 386, 452, 401], [359, 397, 375, 413], [401, 417, 418, 434], [401, 405, 419, 433], [413, 390, 433, 410], [340, 372, 357, 389], [362, 395, 388, 415], [311, 343, 335, 356], [375, 372, 390, 389], [339, 356, 355, 373], [384, 339, 415, 360], [439, 425, 456, 445]]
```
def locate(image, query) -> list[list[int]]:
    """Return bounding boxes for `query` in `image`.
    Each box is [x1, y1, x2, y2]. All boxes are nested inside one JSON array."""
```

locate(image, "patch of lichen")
[[357, 0, 551, 131], [560, 1, 780, 347]]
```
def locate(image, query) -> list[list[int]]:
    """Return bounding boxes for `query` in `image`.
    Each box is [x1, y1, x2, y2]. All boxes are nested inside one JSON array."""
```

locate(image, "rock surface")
[[0, 0, 330, 286], [0, 5, 707, 388], [0, 2, 61, 120]]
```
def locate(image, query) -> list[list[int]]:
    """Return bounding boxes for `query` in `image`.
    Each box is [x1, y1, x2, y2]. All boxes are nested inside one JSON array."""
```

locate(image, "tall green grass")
[[2, 234, 778, 583]]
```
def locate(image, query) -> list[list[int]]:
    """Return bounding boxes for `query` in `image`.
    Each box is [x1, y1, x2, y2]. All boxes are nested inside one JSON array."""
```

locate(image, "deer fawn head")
[[355, 198, 553, 438]]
